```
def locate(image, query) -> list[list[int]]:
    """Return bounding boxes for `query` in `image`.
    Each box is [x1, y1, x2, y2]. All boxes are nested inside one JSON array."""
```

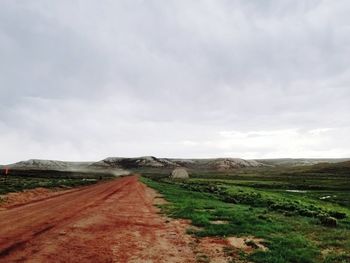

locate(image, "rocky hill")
[[89, 156, 265, 170], [9, 157, 349, 172], [208, 158, 264, 170], [0, 159, 129, 177], [3, 159, 93, 171], [90, 156, 179, 169], [1, 156, 267, 172], [4, 157, 350, 177]]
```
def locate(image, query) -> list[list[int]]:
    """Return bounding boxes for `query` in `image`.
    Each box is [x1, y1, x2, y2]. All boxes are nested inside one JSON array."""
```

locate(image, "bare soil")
[[0, 175, 244, 262], [0, 176, 195, 262], [0, 187, 73, 209]]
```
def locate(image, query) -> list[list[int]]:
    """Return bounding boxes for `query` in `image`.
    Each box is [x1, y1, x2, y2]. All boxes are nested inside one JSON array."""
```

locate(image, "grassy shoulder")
[[0, 176, 100, 196], [141, 177, 350, 263]]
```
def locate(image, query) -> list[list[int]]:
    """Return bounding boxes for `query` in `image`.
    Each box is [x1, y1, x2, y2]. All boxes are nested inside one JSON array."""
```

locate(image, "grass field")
[[0, 169, 118, 196], [0, 176, 99, 196], [141, 166, 350, 263]]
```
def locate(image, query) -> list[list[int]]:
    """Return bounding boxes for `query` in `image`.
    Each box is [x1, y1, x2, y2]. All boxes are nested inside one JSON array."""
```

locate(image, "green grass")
[[0, 176, 99, 196], [141, 177, 350, 263], [185, 179, 348, 221], [192, 177, 350, 207]]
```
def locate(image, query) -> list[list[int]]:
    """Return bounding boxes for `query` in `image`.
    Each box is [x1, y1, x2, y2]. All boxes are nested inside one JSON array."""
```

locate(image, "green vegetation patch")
[[141, 177, 350, 263], [182, 180, 348, 226], [0, 176, 99, 196]]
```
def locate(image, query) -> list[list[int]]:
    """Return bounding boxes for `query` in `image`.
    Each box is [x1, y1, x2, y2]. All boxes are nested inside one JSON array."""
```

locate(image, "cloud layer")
[[1, 0, 350, 163]]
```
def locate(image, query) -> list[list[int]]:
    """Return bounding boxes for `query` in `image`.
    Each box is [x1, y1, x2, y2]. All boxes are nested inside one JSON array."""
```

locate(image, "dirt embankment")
[[0, 188, 73, 209]]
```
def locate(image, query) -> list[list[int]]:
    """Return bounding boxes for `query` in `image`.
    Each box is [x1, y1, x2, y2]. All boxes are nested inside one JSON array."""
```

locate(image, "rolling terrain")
[[1, 157, 350, 262], [1, 156, 265, 172], [3, 156, 349, 174]]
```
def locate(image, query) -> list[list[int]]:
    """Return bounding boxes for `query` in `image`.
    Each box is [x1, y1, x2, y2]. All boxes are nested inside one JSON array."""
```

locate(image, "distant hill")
[[208, 158, 263, 170], [170, 158, 264, 170], [2, 159, 94, 171], [1, 156, 267, 171], [3, 157, 350, 173], [256, 158, 350, 167], [90, 156, 265, 170], [0, 159, 129, 177], [309, 160, 350, 174], [90, 156, 178, 169]]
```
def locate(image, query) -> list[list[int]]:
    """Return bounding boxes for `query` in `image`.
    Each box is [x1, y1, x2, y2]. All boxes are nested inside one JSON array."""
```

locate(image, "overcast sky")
[[1, 0, 350, 163]]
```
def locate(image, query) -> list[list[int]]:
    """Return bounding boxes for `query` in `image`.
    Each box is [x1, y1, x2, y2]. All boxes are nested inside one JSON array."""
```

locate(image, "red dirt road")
[[0, 176, 196, 263]]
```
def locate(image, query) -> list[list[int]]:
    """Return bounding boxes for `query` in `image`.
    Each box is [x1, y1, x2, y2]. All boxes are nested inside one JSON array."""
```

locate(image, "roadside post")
[[4, 168, 9, 183]]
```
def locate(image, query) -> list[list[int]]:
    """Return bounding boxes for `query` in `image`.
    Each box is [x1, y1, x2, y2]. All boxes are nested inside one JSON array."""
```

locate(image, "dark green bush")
[[319, 216, 337, 227]]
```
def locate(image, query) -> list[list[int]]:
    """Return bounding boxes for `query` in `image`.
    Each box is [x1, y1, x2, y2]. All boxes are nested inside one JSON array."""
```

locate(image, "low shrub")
[[319, 216, 337, 227], [176, 180, 346, 227]]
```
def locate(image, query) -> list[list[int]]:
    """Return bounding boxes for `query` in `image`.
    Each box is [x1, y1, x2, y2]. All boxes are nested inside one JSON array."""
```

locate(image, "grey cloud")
[[0, 0, 350, 163]]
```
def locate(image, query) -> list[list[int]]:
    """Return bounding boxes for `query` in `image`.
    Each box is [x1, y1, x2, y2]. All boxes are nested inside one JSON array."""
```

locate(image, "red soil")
[[0, 176, 197, 262], [0, 187, 72, 209]]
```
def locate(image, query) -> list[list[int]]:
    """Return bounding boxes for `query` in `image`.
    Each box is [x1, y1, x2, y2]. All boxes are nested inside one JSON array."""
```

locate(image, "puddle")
[[320, 195, 336, 200], [210, 220, 229, 225], [285, 190, 307, 193]]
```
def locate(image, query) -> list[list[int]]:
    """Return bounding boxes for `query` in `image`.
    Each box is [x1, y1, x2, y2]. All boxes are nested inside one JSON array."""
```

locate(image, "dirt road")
[[0, 176, 196, 262]]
